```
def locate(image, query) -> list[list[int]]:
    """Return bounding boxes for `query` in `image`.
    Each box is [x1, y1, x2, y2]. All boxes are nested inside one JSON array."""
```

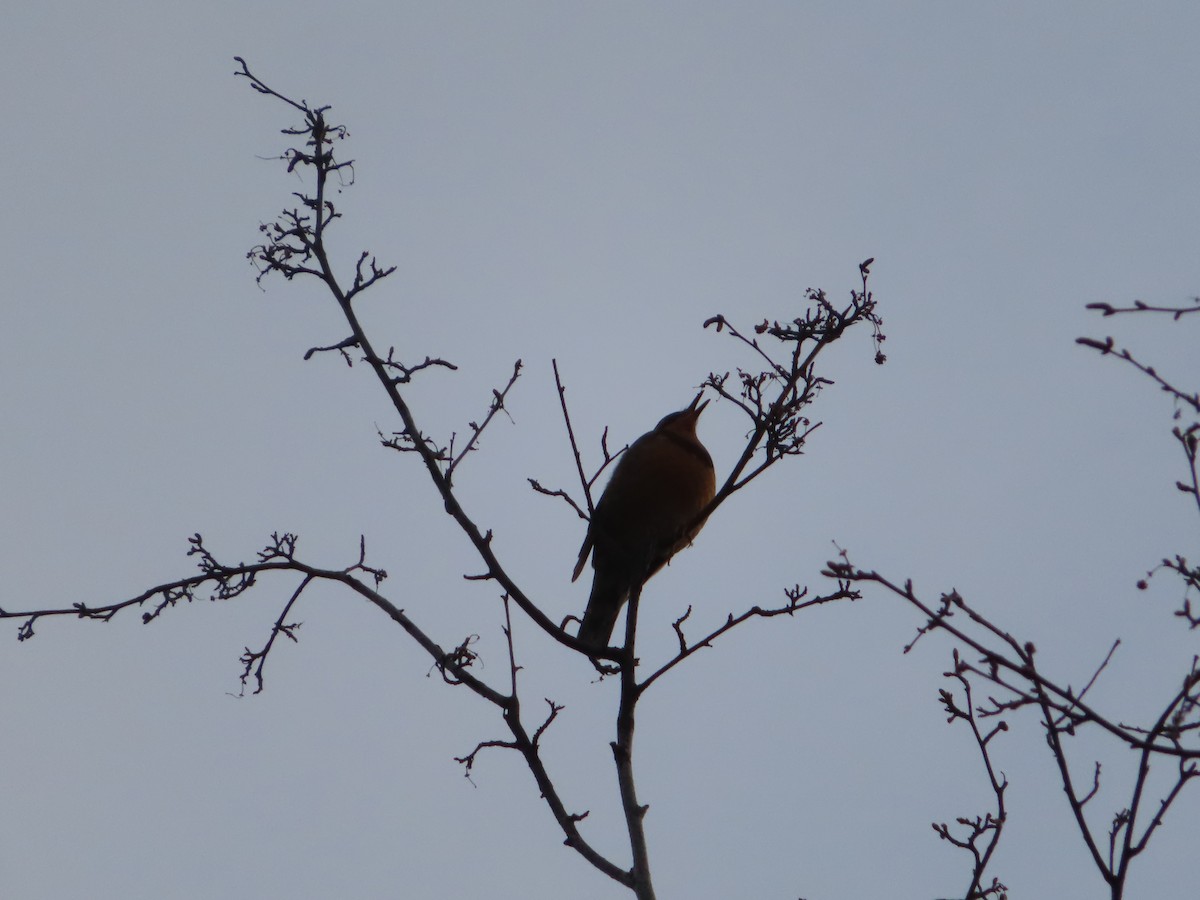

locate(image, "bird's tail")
[[577, 567, 629, 650]]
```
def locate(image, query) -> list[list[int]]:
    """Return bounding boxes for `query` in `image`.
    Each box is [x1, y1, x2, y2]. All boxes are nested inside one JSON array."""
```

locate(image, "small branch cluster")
[[239, 574, 309, 695], [379, 359, 523, 485], [701, 258, 884, 500], [4, 533, 299, 641], [829, 555, 1199, 898], [236, 58, 367, 291], [1079, 313, 1200, 636], [231, 539, 387, 696], [932, 650, 1009, 899], [376, 348, 459, 383], [837, 299, 1199, 898]]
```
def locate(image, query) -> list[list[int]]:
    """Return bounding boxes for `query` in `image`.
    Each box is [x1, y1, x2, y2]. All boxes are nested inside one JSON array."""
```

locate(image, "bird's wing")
[[571, 529, 593, 582]]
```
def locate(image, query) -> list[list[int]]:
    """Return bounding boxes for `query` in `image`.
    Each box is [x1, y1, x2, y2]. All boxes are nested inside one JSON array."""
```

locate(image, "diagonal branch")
[[238, 59, 598, 656], [445, 360, 523, 483], [239, 574, 311, 694], [828, 561, 1200, 759], [638, 582, 860, 693], [1075, 336, 1200, 415], [695, 260, 885, 530]]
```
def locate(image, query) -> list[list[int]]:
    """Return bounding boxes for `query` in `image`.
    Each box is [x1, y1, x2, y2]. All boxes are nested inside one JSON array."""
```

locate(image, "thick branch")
[[614, 582, 656, 900]]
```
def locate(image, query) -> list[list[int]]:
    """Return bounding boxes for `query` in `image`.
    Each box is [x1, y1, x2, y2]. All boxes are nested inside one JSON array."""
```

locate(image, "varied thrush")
[[572, 395, 716, 650]]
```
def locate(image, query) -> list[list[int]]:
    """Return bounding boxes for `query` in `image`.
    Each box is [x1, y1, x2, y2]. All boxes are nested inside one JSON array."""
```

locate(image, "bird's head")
[[655, 393, 709, 434]]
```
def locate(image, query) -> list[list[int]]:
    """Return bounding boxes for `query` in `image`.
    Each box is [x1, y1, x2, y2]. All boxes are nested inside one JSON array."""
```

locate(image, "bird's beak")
[[688, 394, 710, 417]]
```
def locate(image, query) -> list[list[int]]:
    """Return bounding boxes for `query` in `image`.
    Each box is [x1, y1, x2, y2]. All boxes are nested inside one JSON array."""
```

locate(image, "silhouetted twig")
[[933, 650, 1009, 899]]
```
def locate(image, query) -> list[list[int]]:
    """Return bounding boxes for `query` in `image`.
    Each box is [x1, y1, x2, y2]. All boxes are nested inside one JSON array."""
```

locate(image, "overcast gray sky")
[[2, 3, 1197, 898]]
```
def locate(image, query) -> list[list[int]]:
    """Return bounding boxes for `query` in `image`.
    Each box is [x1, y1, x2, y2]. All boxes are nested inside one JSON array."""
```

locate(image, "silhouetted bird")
[[572, 396, 716, 650]]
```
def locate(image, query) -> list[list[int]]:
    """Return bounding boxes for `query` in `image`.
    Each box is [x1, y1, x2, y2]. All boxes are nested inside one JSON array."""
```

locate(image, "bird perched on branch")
[[572, 395, 716, 650]]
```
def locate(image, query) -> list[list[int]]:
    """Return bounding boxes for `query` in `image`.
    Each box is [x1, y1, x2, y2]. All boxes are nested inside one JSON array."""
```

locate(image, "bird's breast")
[[593, 431, 715, 562]]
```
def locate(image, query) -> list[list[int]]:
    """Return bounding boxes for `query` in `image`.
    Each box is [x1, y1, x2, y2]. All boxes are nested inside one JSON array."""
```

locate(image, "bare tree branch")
[[639, 582, 861, 693], [1084, 298, 1200, 319], [932, 650, 1009, 899]]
